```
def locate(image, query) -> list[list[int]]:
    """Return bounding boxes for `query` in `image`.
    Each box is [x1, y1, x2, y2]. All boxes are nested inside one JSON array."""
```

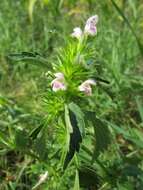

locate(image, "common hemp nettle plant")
[[43, 15, 111, 188]]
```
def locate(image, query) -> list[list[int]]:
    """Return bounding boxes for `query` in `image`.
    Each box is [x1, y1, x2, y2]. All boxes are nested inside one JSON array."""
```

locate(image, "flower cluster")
[[51, 72, 96, 96], [71, 15, 98, 39], [50, 15, 98, 96]]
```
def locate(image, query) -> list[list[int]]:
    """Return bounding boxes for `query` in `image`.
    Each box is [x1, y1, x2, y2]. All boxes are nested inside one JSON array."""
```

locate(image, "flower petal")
[[83, 79, 96, 85], [54, 72, 64, 80], [86, 15, 98, 25], [71, 27, 83, 39], [78, 79, 96, 96], [79, 84, 92, 96], [52, 80, 67, 92]]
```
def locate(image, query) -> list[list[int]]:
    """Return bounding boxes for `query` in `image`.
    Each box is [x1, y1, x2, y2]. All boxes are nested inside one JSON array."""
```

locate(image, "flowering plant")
[[4, 1, 143, 189], [7, 14, 111, 189], [40, 15, 111, 189]]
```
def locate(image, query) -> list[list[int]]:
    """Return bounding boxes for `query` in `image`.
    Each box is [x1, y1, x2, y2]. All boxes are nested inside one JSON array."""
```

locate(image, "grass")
[[0, 0, 143, 189]]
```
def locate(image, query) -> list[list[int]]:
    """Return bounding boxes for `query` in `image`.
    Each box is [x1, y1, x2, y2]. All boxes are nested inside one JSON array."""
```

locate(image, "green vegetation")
[[0, 0, 143, 189]]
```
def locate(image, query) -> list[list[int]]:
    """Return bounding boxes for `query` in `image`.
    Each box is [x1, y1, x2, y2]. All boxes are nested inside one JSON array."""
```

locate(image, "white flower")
[[51, 72, 67, 92], [71, 27, 83, 39], [84, 15, 98, 36], [79, 79, 96, 96]]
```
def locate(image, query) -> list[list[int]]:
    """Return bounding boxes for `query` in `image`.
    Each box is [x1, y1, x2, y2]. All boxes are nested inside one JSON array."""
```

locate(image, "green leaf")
[[117, 182, 134, 190], [63, 106, 82, 170], [110, 123, 143, 148], [69, 102, 85, 137], [109, 123, 130, 137], [15, 130, 29, 150], [28, 0, 37, 22], [43, 0, 50, 4], [61, 105, 72, 169], [73, 170, 80, 190], [93, 118, 111, 158], [135, 96, 143, 123], [86, 112, 111, 159], [65, 104, 73, 134], [33, 133, 47, 160], [0, 131, 13, 148], [79, 165, 99, 188], [30, 124, 43, 140], [7, 52, 50, 68], [122, 165, 143, 177]]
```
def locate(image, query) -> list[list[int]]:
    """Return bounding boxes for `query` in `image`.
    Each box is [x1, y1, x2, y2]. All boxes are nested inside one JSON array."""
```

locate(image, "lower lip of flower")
[[84, 87, 92, 95], [52, 81, 66, 91]]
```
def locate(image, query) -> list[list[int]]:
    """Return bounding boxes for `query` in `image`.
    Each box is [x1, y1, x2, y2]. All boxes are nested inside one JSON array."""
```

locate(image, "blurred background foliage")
[[0, 0, 143, 189]]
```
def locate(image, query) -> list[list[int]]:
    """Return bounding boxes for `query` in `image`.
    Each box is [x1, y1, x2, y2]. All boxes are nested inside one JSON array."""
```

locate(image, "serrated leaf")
[[93, 118, 111, 158], [86, 112, 111, 159], [69, 102, 85, 137]]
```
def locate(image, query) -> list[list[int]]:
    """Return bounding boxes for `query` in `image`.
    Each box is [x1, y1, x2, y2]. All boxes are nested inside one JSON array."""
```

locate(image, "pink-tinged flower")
[[51, 72, 67, 92], [78, 79, 96, 96], [51, 80, 67, 92], [84, 15, 98, 36], [71, 27, 83, 39]]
